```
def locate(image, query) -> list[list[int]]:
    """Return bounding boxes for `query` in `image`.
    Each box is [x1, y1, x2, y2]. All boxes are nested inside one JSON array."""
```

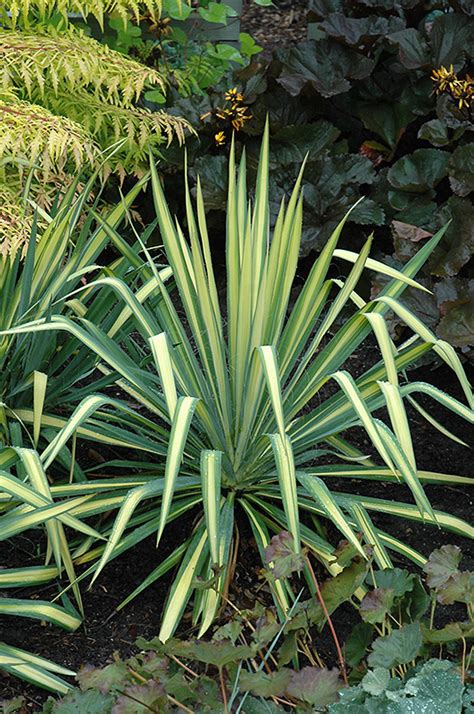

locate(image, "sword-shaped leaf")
[[156, 396, 199, 546], [297, 473, 365, 557], [200, 450, 222, 565], [159, 525, 208, 642], [268, 433, 300, 553], [150, 332, 178, 420]]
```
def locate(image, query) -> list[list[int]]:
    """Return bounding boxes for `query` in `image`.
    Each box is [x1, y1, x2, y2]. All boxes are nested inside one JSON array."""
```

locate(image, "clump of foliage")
[[347, 544, 474, 672], [7, 538, 472, 709], [330, 659, 472, 713], [0, 0, 191, 254], [174, 0, 473, 351], [0, 0, 162, 28], [0, 90, 100, 178], [280, 0, 473, 350], [0, 185, 45, 258], [0, 174, 154, 438], [257, 536, 474, 690], [99, 0, 264, 102], [0, 178, 170, 692], [3, 131, 472, 669]]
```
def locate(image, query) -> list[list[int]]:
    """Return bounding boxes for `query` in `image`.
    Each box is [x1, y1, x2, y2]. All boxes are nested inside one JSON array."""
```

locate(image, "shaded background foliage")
[[154, 0, 474, 354]]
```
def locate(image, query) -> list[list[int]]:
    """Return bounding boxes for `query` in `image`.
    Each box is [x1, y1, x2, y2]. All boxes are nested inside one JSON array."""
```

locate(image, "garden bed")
[[1, 1, 473, 709], [1, 355, 472, 707]]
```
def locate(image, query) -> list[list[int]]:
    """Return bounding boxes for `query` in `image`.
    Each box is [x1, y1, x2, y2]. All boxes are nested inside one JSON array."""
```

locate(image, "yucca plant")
[[3, 128, 473, 644], [0, 437, 110, 692], [0, 170, 170, 438], [0, 175, 176, 691]]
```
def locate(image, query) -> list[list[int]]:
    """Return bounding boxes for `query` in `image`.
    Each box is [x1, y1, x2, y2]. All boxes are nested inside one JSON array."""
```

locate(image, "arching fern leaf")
[[0, 29, 193, 178], [0, 28, 168, 106], [0, 184, 36, 258], [1, 0, 175, 29], [0, 1, 193, 257], [43, 88, 192, 178], [0, 91, 100, 179]]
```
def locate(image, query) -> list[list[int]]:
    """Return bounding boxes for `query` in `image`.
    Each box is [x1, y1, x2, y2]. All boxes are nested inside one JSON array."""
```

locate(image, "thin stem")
[[429, 597, 436, 630], [169, 654, 199, 678], [167, 695, 194, 713], [219, 667, 229, 714], [305, 555, 348, 685], [299, 636, 325, 669], [128, 668, 147, 683], [465, 645, 473, 673], [221, 591, 278, 670], [461, 637, 467, 683]]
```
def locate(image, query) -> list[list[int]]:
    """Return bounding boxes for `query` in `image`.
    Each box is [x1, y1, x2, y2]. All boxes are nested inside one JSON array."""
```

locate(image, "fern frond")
[[0, 29, 169, 107], [42, 88, 193, 177], [0, 184, 39, 258], [0, 91, 100, 179], [1, 0, 176, 29]]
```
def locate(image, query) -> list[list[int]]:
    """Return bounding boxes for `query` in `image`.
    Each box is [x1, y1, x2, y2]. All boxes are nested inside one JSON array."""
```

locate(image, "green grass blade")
[[268, 433, 301, 552], [350, 503, 392, 569], [378, 381, 416, 470], [375, 296, 473, 409], [0, 565, 59, 588], [0, 495, 93, 541], [32, 370, 48, 447], [239, 498, 291, 617], [0, 598, 81, 631], [332, 371, 395, 471], [259, 345, 286, 441], [198, 495, 235, 637], [333, 249, 430, 292], [90, 479, 169, 585], [149, 332, 178, 420]]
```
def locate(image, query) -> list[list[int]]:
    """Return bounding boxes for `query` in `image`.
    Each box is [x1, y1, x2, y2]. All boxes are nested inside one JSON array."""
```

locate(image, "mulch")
[[241, 0, 308, 58]]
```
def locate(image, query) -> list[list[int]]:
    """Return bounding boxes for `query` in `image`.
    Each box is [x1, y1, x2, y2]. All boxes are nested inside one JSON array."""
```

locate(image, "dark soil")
[[0, 527, 187, 706]]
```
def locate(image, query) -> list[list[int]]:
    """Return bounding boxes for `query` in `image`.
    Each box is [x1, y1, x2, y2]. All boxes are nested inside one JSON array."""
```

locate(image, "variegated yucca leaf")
[[0, 642, 74, 693], [2, 124, 473, 649], [0, 177, 181, 691]]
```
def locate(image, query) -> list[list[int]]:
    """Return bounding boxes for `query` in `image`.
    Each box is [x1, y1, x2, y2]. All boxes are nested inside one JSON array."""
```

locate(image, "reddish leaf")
[[264, 531, 305, 580], [112, 681, 166, 713], [77, 661, 129, 694], [423, 545, 462, 589], [286, 666, 342, 707], [239, 669, 292, 697], [360, 588, 395, 624], [436, 571, 474, 606]]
